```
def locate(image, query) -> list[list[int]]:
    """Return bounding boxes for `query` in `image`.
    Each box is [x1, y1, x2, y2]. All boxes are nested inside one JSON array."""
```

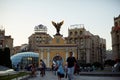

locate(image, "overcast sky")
[[0, 0, 120, 49]]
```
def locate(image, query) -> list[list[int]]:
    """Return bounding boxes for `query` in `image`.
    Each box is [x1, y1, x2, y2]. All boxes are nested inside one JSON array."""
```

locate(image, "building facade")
[[28, 23, 106, 67], [0, 28, 13, 54], [66, 24, 106, 64], [29, 24, 52, 52], [111, 15, 120, 60], [105, 50, 113, 60], [28, 24, 77, 67]]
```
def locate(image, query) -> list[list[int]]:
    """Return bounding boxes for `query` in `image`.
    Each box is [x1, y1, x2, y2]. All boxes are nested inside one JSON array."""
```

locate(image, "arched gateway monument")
[[31, 21, 77, 68]]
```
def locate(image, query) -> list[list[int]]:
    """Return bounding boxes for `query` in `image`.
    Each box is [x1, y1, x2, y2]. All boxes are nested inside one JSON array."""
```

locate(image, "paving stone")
[[27, 71, 120, 80]]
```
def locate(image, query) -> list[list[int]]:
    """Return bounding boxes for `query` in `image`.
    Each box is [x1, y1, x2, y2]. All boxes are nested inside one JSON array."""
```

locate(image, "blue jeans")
[[67, 66, 74, 80]]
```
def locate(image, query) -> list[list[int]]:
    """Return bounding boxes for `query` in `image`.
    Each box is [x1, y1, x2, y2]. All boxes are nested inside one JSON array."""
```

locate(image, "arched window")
[[69, 31, 72, 36], [80, 31, 82, 35], [75, 31, 78, 36]]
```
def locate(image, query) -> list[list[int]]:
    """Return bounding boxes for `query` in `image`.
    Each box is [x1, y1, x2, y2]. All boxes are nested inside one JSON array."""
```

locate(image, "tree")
[[104, 59, 115, 66], [4, 47, 12, 68], [0, 48, 4, 65], [92, 62, 104, 70]]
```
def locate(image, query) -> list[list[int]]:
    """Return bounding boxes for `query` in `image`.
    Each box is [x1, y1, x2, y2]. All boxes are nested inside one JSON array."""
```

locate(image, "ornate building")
[[111, 15, 120, 60], [28, 22, 106, 67], [28, 24, 77, 67], [29, 24, 52, 51], [66, 24, 106, 63], [0, 27, 13, 55], [12, 44, 29, 55]]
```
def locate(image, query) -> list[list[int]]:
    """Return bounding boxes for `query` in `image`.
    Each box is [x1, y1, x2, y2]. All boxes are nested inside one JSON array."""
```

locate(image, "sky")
[[0, 0, 120, 50]]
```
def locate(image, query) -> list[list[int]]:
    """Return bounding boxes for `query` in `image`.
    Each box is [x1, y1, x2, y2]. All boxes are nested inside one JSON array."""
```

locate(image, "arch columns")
[[47, 48, 50, 67], [66, 48, 68, 61]]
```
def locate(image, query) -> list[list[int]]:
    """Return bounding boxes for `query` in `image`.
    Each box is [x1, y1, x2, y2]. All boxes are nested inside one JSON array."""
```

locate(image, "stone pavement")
[[28, 71, 120, 80]]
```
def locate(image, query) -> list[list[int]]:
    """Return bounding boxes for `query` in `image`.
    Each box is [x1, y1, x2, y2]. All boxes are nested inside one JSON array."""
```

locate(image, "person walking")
[[112, 59, 120, 72], [39, 59, 46, 77], [64, 63, 68, 78], [31, 63, 36, 77], [56, 56, 65, 80], [66, 52, 77, 80]]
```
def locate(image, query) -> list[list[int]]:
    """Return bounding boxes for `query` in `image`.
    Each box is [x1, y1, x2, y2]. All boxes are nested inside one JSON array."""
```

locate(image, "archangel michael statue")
[[52, 20, 64, 35]]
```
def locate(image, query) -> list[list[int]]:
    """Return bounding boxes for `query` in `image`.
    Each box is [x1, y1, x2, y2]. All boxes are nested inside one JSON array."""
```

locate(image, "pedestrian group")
[[30, 51, 77, 80]]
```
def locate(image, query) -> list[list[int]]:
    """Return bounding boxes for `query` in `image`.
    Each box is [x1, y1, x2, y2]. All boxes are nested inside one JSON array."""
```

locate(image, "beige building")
[[29, 24, 52, 52], [66, 24, 106, 63], [0, 28, 13, 54], [12, 46, 21, 55], [111, 15, 120, 60], [28, 24, 77, 67], [12, 44, 29, 55]]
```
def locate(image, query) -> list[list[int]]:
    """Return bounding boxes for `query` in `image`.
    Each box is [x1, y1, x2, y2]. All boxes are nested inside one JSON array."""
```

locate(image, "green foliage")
[[0, 47, 12, 68], [104, 59, 115, 66], [4, 47, 12, 68], [0, 48, 4, 65], [92, 62, 104, 70], [92, 62, 102, 67]]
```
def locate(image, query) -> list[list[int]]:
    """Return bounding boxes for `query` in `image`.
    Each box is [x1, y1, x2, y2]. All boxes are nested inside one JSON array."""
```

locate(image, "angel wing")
[[52, 21, 57, 28], [57, 20, 64, 27]]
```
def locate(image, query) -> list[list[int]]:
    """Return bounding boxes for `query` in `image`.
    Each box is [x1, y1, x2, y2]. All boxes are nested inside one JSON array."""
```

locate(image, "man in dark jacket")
[[67, 52, 77, 80]]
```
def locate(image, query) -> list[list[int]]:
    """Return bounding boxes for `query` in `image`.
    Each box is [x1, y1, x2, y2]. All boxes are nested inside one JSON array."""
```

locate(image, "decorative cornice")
[[37, 44, 77, 47]]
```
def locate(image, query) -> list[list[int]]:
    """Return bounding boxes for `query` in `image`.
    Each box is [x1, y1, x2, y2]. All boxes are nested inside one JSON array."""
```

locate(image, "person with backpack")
[[56, 56, 65, 80], [39, 59, 46, 77]]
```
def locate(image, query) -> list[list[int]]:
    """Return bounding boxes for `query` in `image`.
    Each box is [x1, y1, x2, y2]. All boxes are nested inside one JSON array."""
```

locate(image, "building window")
[[80, 31, 82, 35], [69, 32, 72, 35], [74, 38, 78, 44], [115, 22, 118, 27], [75, 31, 78, 36], [69, 38, 73, 43]]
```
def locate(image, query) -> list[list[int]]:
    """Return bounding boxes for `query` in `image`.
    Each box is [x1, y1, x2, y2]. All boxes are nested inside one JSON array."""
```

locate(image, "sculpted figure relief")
[[52, 20, 64, 35]]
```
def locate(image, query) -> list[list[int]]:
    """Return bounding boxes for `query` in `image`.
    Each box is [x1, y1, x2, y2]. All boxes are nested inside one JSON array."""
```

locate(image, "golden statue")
[[52, 20, 64, 35]]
